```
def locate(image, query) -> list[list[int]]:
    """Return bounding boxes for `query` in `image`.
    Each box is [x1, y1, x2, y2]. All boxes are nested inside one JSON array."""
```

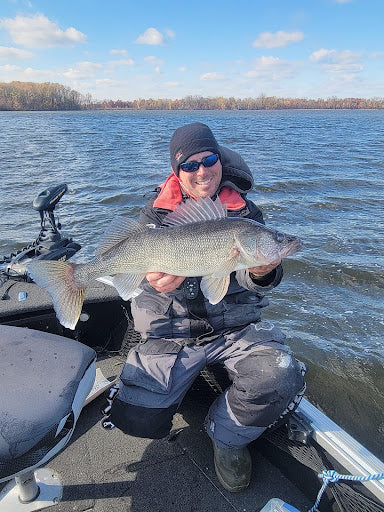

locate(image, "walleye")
[[27, 196, 301, 330]]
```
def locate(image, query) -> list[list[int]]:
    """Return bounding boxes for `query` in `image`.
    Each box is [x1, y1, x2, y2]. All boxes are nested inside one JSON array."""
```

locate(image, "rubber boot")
[[212, 441, 252, 492]]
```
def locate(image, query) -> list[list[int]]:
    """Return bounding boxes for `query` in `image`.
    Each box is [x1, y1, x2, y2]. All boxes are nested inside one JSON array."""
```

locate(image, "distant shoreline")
[[1, 81, 383, 111], [2, 107, 384, 111]]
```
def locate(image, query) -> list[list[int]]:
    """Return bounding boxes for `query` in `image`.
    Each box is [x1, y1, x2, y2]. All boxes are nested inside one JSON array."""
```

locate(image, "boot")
[[212, 441, 252, 492]]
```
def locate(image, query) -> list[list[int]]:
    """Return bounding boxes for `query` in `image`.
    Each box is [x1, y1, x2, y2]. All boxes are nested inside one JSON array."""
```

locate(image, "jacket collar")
[[153, 172, 246, 211]]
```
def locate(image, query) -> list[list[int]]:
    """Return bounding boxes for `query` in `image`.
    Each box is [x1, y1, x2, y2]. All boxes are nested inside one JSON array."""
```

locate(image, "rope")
[[308, 469, 384, 512]]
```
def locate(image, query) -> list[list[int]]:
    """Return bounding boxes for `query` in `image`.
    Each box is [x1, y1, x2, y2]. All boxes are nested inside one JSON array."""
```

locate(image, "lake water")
[[0, 109, 383, 459]]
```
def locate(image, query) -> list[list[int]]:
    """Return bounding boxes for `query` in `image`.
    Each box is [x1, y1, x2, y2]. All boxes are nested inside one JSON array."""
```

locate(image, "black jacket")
[[130, 147, 283, 342]]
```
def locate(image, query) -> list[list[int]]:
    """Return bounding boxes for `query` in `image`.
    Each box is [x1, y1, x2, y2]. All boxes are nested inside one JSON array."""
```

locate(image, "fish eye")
[[274, 231, 286, 243]]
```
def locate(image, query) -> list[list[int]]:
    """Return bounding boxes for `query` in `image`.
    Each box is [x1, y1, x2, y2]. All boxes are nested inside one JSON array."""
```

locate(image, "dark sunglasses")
[[179, 153, 219, 173]]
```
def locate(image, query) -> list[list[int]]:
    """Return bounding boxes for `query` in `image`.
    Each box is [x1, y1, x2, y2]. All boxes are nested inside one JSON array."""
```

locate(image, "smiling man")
[[107, 122, 306, 493], [177, 150, 222, 198]]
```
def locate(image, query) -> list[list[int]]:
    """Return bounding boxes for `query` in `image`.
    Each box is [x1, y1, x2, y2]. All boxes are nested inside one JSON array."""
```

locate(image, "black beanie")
[[170, 122, 220, 174]]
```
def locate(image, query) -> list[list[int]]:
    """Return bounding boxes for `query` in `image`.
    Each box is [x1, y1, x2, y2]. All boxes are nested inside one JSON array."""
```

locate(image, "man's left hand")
[[248, 257, 281, 278]]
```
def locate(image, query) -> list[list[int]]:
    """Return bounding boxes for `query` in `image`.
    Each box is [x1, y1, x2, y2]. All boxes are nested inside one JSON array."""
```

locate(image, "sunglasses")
[[179, 153, 219, 173]]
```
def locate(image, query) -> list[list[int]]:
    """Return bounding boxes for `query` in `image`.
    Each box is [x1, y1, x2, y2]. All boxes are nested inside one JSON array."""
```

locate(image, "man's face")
[[178, 151, 222, 198]]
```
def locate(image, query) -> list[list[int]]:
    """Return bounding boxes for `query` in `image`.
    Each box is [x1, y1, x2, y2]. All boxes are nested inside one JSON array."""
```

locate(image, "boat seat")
[[0, 325, 96, 510]]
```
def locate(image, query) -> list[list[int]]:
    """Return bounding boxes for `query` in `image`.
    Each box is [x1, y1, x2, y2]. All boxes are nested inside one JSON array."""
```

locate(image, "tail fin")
[[27, 260, 86, 330]]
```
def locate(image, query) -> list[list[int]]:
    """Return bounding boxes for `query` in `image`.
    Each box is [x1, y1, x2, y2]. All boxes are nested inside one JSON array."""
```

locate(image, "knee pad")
[[227, 347, 306, 427]]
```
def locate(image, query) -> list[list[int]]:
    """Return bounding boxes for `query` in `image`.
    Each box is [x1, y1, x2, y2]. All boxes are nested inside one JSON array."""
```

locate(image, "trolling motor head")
[[0, 183, 81, 281], [33, 184, 68, 242]]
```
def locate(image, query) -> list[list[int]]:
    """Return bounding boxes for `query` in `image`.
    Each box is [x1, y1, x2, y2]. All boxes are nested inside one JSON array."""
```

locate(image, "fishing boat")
[[1, 184, 383, 512]]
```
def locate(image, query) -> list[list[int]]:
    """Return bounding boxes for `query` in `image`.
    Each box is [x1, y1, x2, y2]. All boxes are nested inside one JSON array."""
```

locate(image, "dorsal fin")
[[96, 217, 145, 256], [163, 196, 227, 227]]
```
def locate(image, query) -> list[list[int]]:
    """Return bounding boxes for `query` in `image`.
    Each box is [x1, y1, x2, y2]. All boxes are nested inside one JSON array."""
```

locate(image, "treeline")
[[0, 82, 92, 110], [96, 95, 384, 110], [1, 82, 383, 110]]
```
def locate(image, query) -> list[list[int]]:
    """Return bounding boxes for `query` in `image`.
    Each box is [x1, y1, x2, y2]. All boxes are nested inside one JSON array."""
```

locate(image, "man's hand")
[[146, 272, 185, 293], [248, 257, 281, 278]]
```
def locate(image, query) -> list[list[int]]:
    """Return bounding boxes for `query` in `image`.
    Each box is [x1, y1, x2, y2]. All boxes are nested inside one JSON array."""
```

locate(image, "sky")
[[0, 0, 383, 101]]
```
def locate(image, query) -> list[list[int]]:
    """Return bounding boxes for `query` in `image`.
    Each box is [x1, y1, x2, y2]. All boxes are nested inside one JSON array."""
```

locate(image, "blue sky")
[[0, 0, 383, 101]]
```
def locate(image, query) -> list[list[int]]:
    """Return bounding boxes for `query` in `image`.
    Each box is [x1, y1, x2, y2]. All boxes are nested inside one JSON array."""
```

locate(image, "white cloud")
[[179, 66, 186, 72], [135, 27, 166, 45], [108, 58, 135, 68], [200, 72, 226, 81], [245, 56, 297, 80], [0, 64, 21, 72], [0, 46, 34, 60], [144, 56, 163, 73], [310, 48, 335, 62], [0, 14, 87, 48], [369, 52, 384, 59], [165, 81, 179, 87], [110, 49, 128, 55], [325, 62, 363, 74], [310, 48, 363, 73], [95, 78, 119, 86], [23, 66, 58, 80], [253, 31, 304, 49], [62, 61, 103, 79], [144, 55, 163, 67], [0, 64, 59, 82]]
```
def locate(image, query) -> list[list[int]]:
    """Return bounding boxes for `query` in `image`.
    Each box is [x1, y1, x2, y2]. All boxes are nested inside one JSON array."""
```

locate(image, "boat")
[[1, 184, 383, 512]]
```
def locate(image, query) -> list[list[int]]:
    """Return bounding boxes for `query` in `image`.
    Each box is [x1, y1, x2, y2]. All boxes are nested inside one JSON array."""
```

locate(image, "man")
[[108, 122, 306, 492]]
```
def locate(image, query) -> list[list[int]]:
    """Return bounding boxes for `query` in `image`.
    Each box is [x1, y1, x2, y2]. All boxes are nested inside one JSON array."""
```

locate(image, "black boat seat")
[[0, 325, 96, 509]]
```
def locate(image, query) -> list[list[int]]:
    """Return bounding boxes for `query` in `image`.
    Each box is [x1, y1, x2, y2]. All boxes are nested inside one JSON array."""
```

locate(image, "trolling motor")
[[0, 183, 81, 282]]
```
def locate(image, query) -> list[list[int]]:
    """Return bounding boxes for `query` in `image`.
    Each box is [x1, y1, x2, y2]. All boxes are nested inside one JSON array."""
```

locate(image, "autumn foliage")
[[1, 82, 383, 111], [96, 95, 384, 110], [0, 82, 92, 110]]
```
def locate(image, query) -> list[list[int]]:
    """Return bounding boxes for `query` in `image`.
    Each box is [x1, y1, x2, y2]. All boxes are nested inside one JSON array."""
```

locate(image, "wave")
[[302, 354, 384, 459], [100, 194, 137, 205], [284, 257, 384, 289], [255, 176, 382, 194]]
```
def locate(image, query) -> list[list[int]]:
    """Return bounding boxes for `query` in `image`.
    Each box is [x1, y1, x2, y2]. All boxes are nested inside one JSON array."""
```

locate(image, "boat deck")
[[5, 282, 382, 511], [38, 353, 313, 512]]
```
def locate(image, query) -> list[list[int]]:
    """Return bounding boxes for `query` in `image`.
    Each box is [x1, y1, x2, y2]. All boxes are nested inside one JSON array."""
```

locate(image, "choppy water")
[[0, 109, 383, 458]]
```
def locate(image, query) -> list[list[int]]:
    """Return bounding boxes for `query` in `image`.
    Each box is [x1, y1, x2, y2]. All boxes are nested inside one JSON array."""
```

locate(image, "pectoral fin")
[[200, 275, 230, 305], [211, 249, 240, 278], [111, 273, 145, 301]]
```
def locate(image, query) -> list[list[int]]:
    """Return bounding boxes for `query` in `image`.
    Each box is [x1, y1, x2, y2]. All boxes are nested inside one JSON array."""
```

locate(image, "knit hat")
[[170, 122, 221, 174]]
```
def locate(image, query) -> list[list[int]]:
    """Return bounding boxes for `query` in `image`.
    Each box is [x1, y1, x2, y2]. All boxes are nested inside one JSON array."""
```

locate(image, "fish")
[[27, 196, 301, 330]]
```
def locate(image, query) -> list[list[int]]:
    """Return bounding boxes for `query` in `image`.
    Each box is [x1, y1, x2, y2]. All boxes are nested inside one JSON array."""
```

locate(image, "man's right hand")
[[146, 272, 185, 293]]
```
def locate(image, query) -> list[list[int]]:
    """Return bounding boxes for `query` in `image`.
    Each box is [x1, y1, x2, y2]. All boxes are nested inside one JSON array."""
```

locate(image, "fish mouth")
[[281, 236, 302, 257]]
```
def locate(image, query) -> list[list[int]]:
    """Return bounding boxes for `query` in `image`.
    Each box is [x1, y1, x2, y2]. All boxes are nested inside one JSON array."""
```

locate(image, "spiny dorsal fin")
[[163, 196, 227, 227], [97, 217, 145, 256]]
